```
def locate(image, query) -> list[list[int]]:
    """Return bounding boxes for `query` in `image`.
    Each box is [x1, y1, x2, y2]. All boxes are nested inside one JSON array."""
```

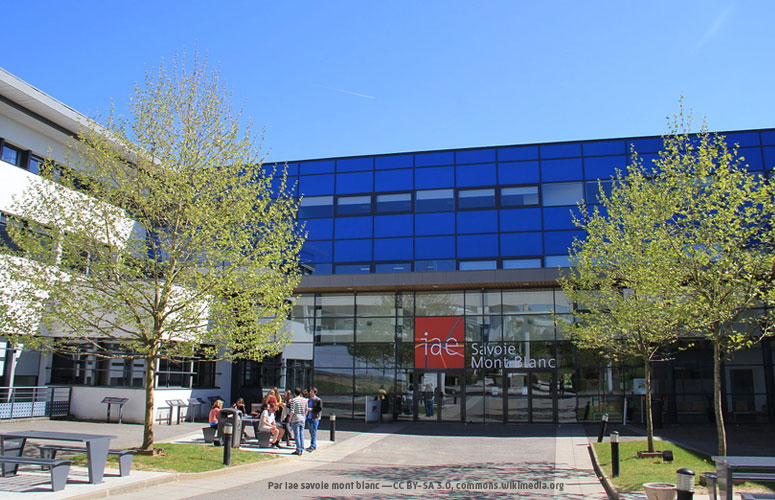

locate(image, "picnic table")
[[0, 430, 116, 484], [712, 456, 775, 500]]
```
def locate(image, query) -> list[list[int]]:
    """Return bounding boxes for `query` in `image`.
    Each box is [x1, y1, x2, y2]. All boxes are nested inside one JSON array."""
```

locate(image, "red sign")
[[414, 316, 465, 369]]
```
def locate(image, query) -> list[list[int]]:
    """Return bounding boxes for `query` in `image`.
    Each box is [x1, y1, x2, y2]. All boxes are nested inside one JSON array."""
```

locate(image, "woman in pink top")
[[208, 399, 223, 427]]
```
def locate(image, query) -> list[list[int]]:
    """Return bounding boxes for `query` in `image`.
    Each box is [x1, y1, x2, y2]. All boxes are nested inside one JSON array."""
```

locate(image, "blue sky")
[[3, 1, 773, 162]]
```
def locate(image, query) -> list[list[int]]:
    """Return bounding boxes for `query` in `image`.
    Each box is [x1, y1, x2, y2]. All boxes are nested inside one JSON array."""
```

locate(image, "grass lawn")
[[592, 439, 775, 495], [70, 443, 278, 473]]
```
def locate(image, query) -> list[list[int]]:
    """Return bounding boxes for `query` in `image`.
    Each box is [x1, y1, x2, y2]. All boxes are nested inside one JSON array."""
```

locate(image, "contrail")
[[323, 86, 376, 100]]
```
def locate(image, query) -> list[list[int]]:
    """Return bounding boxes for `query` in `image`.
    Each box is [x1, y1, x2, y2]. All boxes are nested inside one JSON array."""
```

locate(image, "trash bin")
[[217, 408, 243, 448], [365, 396, 380, 423]]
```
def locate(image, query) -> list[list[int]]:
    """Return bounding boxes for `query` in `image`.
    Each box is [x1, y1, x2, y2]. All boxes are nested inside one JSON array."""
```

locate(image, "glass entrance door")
[[415, 371, 465, 422], [504, 369, 557, 423]]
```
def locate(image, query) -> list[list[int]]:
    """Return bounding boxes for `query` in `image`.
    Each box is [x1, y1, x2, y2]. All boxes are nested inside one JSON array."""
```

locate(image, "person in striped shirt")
[[289, 387, 309, 455]]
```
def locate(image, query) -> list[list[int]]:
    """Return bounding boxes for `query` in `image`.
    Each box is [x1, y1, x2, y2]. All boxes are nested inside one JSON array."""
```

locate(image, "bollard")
[[223, 423, 233, 466], [330, 414, 336, 442], [676, 468, 694, 500], [611, 431, 620, 478], [597, 413, 609, 443]]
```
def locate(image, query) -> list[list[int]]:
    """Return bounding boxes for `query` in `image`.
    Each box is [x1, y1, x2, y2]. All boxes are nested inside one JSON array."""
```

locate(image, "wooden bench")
[[0, 455, 71, 491], [40, 445, 135, 477]]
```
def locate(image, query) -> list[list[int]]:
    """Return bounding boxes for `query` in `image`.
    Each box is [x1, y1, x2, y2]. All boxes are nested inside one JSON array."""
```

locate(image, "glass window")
[[315, 345, 355, 368], [502, 316, 556, 341], [317, 317, 354, 342], [299, 160, 335, 175], [337, 195, 372, 215], [497, 145, 539, 162], [336, 171, 373, 194], [28, 155, 44, 174], [416, 166, 454, 189], [416, 189, 454, 212], [304, 218, 334, 240], [374, 214, 412, 237], [319, 294, 355, 316], [503, 258, 541, 269], [499, 208, 542, 232], [415, 212, 454, 235], [585, 156, 626, 180], [725, 132, 760, 147], [335, 263, 371, 274], [334, 239, 372, 262], [376, 193, 412, 212], [628, 137, 663, 153], [501, 186, 539, 206], [299, 174, 334, 196], [457, 234, 498, 258], [541, 158, 583, 182], [270, 177, 297, 198], [739, 147, 764, 171], [415, 236, 455, 259], [456, 163, 495, 187], [545, 255, 572, 267], [310, 263, 332, 274], [2, 144, 21, 166], [542, 206, 580, 230], [456, 148, 495, 164], [457, 210, 497, 234], [415, 292, 464, 316], [376, 154, 413, 170], [374, 237, 413, 261], [500, 232, 542, 256], [337, 157, 373, 172], [501, 290, 554, 314], [459, 260, 497, 270], [415, 151, 454, 167], [335, 216, 372, 239], [291, 295, 316, 318], [375, 262, 412, 273], [375, 169, 413, 192], [585, 180, 614, 204], [355, 318, 397, 342], [540, 142, 581, 159], [498, 161, 540, 184], [458, 188, 495, 209], [356, 293, 395, 316], [301, 240, 332, 263], [541, 182, 583, 206], [583, 140, 625, 156], [414, 259, 455, 272], [544, 230, 583, 254]]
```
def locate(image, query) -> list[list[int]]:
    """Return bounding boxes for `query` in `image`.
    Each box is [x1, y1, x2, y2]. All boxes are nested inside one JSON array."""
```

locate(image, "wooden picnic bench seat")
[[0, 455, 71, 491], [39, 445, 135, 477], [740, 494, 775, 500]]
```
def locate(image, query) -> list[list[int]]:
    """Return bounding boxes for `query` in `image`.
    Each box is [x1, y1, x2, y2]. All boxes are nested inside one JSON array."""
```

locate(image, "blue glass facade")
[[267, 129, 774, 275]]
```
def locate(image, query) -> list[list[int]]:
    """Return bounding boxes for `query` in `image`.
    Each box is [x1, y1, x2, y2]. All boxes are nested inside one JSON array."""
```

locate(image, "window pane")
[[375, 262, 412, 273], [315, 344, 355, 368], [374, 237, 413, 261], [298, 196, 334, 218], [301, 240, 332, 263], [457, 234, 498, 258], [2, 145, 20, 166], [334, 239, 372, 261], [583, 140, 625, 156], [497, 146, 538, 162], [416, 166, 454, 189], [337, 157, 373, 172], [415, 292, 464, 316], [375, 169, 413, 192], [415, 236, 455, 259], [501, 186, 538, 206], [317, 317, 354, 342], [585, 156, 625, 180], [356, 318, 396, 342], [456, 148, 495, 164], [335, 263, 372, 274], [459, 260, 497, 270], [415, 212, 454, 235], [585, 180, 614, 204], [304, 218, 334, 240], [336, 171, 373, 194], [376, 154, 414, 170], [299, 174, 334, 195], [416, 189, 454, 212], [457, 210, 497, 234], [498, 161, 540, 184], [374, 214, 412, 237], [337, 195, 371, 215], [541, 183, 583, 206], [500, 208, 542, 232], [540, 142, 581, 159], [545, 255, 572, 267], [500, 232, 542, 256], [502, 290, 554, 313], [414, 259, 455, 272], [376, 193, 412, 212], [335, 217, 372, 239], [541, 158, 583, 182], [456, 163, 495, 187], [503, 258, 541, 269], [29, 155, 44, 174], [415, 151, 453, 167], [458, 189, 495, 209], [299, 160, 335, 174]]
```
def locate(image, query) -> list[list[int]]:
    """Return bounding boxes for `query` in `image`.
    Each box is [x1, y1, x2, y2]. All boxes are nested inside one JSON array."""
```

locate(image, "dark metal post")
[[223, 422, 233, 465], [597, 413, 609, 443], [611, 431, 620, 477], [676, 468, 695, 500], [330, 414, 336, 441]]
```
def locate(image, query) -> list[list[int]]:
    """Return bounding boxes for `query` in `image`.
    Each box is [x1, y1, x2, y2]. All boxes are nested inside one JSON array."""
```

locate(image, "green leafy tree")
[[0, 55, 304, 451], [561, 106, 775, 455]]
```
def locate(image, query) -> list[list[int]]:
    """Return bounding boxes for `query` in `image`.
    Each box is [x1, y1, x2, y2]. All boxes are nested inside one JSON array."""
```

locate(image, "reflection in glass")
[[415, 292, 464, 316], [356, 317, 396, 342], [317, 317, 354, 343], [501, 186, 539, 206]]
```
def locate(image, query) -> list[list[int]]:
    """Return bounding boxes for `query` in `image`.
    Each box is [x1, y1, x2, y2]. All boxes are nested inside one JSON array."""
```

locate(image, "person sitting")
[[209, 399, 223, 427], [259, 401, 285, 448]]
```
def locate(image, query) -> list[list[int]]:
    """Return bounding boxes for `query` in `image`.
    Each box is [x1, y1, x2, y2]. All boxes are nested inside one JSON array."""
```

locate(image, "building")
[[2, 66, 774, 425]]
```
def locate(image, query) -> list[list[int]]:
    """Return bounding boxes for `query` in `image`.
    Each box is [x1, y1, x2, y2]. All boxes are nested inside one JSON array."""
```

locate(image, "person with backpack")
[[306, 387, 323, 452]]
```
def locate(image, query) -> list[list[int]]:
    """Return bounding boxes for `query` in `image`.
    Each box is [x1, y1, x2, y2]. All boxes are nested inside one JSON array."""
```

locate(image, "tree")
[[0, 55, 304, 451], [561, 106, 775, 455]]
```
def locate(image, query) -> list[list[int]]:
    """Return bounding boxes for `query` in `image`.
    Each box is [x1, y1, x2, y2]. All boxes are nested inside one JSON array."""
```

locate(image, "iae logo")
[[414, 316, 464, 369]]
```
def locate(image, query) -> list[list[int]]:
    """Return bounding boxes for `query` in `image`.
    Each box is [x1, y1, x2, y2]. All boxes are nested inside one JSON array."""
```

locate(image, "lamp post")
[[223, 422, 233, 466]]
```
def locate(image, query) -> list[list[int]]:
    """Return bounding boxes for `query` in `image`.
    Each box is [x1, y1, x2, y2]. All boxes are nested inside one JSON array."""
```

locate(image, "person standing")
[[306, 387, 323, 452], [289, 387, 309, 455]]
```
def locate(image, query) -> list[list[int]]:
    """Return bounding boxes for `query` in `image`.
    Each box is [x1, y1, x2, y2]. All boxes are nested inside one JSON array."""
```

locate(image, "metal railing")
[[0, 386, 71, 419]]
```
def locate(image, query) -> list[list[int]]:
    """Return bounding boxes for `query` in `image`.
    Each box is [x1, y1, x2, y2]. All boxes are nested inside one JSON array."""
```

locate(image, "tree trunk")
[[141, 354, 156, 451], [645, 358, 654, 453], [713, 334, 727, 456]]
